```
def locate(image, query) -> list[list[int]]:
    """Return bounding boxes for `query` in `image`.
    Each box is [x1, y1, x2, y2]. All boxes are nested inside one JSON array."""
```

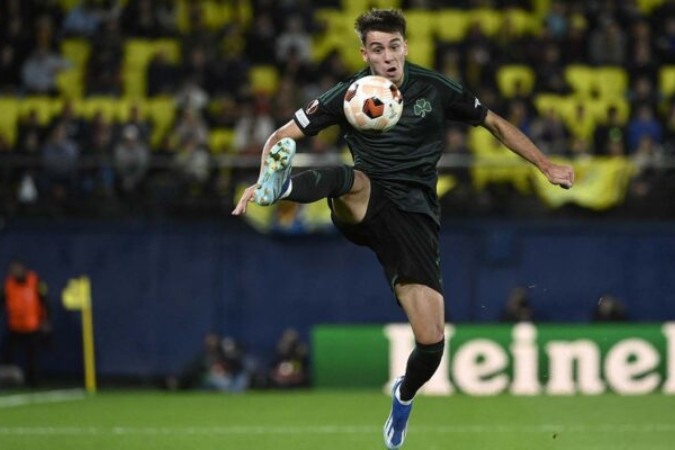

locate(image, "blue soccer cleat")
[[253, 137, 296, 206], [383, 376, 413, 449]]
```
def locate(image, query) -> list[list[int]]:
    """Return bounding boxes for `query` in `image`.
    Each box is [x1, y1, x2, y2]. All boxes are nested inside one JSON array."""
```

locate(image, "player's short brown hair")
[[354, 9, 407, 44]]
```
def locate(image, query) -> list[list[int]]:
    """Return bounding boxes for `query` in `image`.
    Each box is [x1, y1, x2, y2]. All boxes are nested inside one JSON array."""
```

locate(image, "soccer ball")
[[343, 75, 403, 133]]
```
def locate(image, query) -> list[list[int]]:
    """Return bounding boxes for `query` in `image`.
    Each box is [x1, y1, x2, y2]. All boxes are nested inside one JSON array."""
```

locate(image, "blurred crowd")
[[0, 0, 674, 219]]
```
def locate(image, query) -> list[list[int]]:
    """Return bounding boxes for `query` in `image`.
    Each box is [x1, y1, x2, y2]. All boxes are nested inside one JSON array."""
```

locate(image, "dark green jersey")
[[293, 62, 488, 224]]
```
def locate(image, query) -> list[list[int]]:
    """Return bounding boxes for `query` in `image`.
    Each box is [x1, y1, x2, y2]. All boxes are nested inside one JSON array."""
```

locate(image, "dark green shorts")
[[329, 180, 443, 296]]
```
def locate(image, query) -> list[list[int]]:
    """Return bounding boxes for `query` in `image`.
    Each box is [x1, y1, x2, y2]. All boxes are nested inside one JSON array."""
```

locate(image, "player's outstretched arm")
[[232, 120, 305, 216], [481, 110, 575, 189]]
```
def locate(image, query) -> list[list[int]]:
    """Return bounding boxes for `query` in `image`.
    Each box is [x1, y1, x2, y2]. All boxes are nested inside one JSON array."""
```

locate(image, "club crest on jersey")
[[414, 98, 432, 118], [306, 99, 319, 115]]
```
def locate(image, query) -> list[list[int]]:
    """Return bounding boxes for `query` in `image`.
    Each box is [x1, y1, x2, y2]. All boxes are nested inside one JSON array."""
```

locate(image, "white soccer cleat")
[[253, 137, 296, 206]]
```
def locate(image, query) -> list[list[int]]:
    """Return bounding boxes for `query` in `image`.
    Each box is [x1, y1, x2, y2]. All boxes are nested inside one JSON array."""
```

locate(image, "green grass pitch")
[[1, 390, 674, 450]]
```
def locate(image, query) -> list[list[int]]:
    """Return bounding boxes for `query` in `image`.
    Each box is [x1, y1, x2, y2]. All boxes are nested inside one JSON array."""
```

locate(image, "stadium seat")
[[403, 10, 437, 40], [342, 0, 401, 14], [56, 67, 85, 99], [435, 10, 470, 42], [208, 128, 236, 154], [496, 65, 536, 98], [636, 0, 666, 14], [406, 37, 435, 69], [58, 34, 90, 99], [502, 8, 540, 35], [468, 127, 531, 193], [586, 98, 630, 125], [564, 65, 597, 98], [61, 39, 91, 70], [533, 94, 575, 122], [249, 65, 280, 95], [147, 96, 177, 147], [596, 67, 628, 99], [564, 100, 596, 141], [0, 98, 19, 146], [81, 97, 121, 122], [17, 97, 59, 125], [659, 66, 675, 99], [466, 8, 503, 37]]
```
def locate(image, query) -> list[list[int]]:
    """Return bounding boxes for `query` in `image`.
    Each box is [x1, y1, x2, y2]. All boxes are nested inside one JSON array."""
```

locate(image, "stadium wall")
[[0, 219, 674, 378]]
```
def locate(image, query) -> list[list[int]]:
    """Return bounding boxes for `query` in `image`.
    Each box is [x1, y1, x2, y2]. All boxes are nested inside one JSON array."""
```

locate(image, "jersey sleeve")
[[442, 80, 488, 126], [292, 81, 349, 136]]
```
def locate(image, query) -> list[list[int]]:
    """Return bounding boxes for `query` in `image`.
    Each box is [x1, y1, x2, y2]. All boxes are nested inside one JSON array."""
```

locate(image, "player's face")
[[361, 31, 408, 86]]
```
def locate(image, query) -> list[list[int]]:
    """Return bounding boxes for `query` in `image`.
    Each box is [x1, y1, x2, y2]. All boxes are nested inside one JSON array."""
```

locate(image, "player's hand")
[[232, 184, 259, 216], [542, 162, 575, 189]]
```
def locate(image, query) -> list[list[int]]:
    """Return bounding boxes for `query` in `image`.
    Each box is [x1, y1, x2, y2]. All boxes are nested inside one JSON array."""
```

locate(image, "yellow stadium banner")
[[532, 156, 636, 210], [61, 276, 97, 394]]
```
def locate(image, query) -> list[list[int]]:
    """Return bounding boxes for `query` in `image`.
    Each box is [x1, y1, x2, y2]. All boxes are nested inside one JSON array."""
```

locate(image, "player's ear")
[[403, 40, 409, 57], [360, 46, 368, 63]]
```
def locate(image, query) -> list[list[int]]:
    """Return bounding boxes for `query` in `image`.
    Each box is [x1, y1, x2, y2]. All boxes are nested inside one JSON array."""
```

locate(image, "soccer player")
[[233, 9, 574, 449]]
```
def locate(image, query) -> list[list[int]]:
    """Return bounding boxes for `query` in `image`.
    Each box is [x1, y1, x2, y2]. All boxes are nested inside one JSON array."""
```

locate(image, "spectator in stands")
[[206, 95, 239, 129], [86, 17, 124, 96], [81, 110, 116, 198], [120, 0, 175, 38], [20, 41, 71, 96], [275, 15, 313, 64], [16, 109, 46, 155], [436, 47, 463, 85], [654, 16, 675, 63], [118, 103, 153, 146], [627, 104, 663, 153], [61, 0, 106, 38], [244, 12, 277, 64], [460, 22, 496, 92], [533, 43, 570, 94], [169, 107, 209, 148], [441, 126, 473, 210], [147, 49, 179, 97], [277, 45, 316, 87], [208, 44, 250, 98], [627, 75, 662, 110], [172, 133, 213, 195], [592, 293, 628, 322], [113, 124, 150, 195], [529, 108, 571, 156], [588, 17, 626, 66], [41, 122, 79, 201], [560, 12, 589, 65], [233, 100, 275, 156], [629, 135, 668, 201], [543, 0, 569, 40], [269, 328, 310, 389], [174, 76, 210, 112], [0, 43, 21, 93], [500, 286, 534, 323], [663, 100, 675, 155], [493, 12, 529, 65], [593, 105, 627, 156], [628, 40, 659, 88], [180, 2, 217, 62], [1, 258, 51, 388], [49, 100, 87, 144], [505, 99, 532, 137]]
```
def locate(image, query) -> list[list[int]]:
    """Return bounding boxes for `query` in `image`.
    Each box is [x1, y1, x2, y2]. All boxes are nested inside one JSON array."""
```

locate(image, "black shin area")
[[286, 165, 355, 203], [399, 338, 445, 402]]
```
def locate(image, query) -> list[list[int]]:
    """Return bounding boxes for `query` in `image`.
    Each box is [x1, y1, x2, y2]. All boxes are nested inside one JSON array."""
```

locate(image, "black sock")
[[399, 339, 445, 402], [286, 166, 354, 203]]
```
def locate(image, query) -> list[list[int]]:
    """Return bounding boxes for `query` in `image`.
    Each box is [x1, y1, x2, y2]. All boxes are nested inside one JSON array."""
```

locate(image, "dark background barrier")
[[1, 218, 674, 379]]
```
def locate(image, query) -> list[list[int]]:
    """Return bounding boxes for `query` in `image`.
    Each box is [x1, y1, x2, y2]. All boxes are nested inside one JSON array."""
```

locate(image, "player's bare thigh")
[[395, 282, 445, 345], [331, 169, 370, 224]]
